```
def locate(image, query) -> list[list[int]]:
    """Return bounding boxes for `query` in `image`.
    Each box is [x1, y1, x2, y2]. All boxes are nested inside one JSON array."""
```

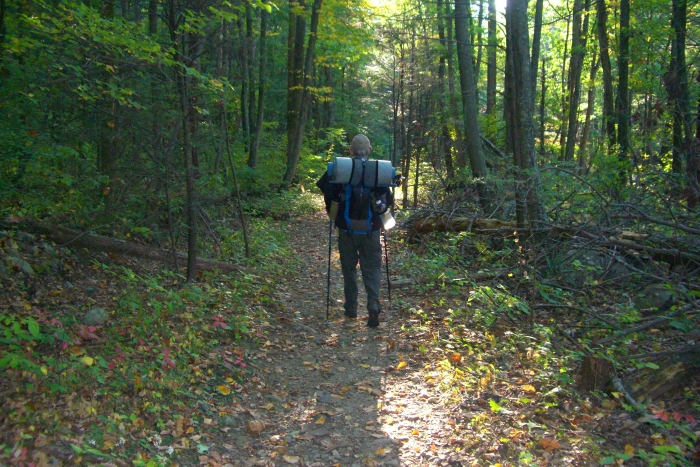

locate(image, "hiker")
[[316, 134, 395, 327]]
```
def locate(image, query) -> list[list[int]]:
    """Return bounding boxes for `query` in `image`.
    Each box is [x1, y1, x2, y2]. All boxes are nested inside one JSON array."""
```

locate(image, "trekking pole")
[[326, 219, 333, 320], [382, 229, 391, 306]]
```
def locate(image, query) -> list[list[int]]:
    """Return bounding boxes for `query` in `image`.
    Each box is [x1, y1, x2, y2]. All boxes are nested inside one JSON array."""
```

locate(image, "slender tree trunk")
[[148, 0, 158, 35], [530, 0, 544, 101], [596, 0, 616, 148], [617, 0, 630, 183], [437, 0, 453, 179], [446, 0, 464, 168], [558, 0, 570, 158], [506, 0, 544, 231], [238, 12, 251, 155], [246, 2, 255, 137], [455, 0, 492, 212], [475, 0, 485, 108], [283, 0, 323, 188], [578, 51, 599, 168], [249, 4, 268, 168], [563, 0, 590, 162], [486, 0, 497, 114], [539, 56, 546, 155]]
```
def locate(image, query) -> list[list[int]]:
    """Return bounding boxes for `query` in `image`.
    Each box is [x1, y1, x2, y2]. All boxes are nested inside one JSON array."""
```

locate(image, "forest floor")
[[1, 208, 699, 467]]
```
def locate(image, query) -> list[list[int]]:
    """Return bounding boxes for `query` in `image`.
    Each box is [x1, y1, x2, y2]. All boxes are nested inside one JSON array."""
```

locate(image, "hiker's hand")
[[393, 174, 403, 187]]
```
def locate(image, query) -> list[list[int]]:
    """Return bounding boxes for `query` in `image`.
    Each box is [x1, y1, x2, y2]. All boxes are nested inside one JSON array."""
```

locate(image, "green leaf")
[[654, 445, 682, 454], [599, 456, 615, 465], [27, 319, 40, 337]]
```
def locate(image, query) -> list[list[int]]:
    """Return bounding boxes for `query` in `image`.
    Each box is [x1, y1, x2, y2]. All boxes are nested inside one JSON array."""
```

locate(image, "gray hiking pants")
[[338, 230, 383, 313]]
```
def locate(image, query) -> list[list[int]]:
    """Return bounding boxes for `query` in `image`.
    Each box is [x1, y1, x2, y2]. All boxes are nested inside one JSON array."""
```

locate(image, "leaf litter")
[[1, 211, 698, 466]]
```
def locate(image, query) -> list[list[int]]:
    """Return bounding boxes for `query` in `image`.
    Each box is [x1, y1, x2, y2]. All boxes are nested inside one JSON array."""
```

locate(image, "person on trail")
[[316, 134, 394, 328]]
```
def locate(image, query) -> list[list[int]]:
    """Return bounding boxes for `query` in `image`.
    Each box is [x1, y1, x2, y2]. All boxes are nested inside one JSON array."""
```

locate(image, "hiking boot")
[[367, 310, 379, 328], [344, 308, 357, 319], [367, 302, 380, 328]]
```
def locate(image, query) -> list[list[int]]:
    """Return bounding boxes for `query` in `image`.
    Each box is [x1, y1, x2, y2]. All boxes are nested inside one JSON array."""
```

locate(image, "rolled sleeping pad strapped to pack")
[[327, 157, 396, 187]]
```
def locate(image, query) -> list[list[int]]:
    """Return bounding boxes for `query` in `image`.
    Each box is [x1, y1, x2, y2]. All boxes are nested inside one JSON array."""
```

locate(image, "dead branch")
[[617, 344, 700, 362], [595, 300, 700, 346], [389, 270, 506, 288], [2, 218, 247, 274]]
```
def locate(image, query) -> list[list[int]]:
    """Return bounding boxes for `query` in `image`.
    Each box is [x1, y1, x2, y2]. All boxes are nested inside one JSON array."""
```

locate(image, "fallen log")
[[411, 214, 517, 236], [1, 218, 246, 274]]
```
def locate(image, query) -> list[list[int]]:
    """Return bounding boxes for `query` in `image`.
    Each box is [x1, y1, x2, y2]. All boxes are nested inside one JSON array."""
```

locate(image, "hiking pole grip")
[[326, 219, 333, 320]]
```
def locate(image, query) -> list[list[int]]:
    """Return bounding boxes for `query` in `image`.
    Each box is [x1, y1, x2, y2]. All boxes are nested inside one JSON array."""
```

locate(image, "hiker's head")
[[349, 134, 372, 158]]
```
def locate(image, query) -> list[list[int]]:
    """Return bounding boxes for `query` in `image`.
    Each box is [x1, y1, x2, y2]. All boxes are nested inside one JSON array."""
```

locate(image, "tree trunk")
[[617, 0, 630, 183], [578, 51, 599, 168], [530, 0, 544, 101], [486, 0, 497, 115], [558, 0, 570, 159], [148, 0, 158, 35], [238, 12, 251, 155], [563, 0, 590, 162], [249, 3, 268, 169], [596, 0, 616, 148], [475, 0, 485, 108], [455, 0, 492, 213], [437, 0, 453, 180], [506, 0, 544, 231], [446, 0, 464, 169], [539, 56, 546, 155], [283, 0, 322, 188]]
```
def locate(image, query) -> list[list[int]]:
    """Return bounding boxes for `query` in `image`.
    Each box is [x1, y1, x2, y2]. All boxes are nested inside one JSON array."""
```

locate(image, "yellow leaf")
[[315, 416, 325, 424], [259, 403, 274, 410], [339, 385, 352, 393], [397, 361, 407, 370], [40, 366, 48, 375], [217, 385, 231, 395], [80, 356, 94, 366], [412, 429, 419, 436], [624, 444, 635, 456], [521, 384, 537, 394], [226, 377, 234, 383], [375, 447, 385, 455], [359, 363, 371, 368], [186, 426, 195, 434]]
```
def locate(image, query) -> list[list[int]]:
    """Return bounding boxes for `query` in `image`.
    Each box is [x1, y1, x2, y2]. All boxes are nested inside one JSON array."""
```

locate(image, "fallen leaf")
[[315, 416, 325, 424], [282, 454, 300, 464], [537, 437, 560, 451], [359, 363, 371, 368], [412, 429, 420, 436], [450, 353, 462, 364], [397, 361, 407, 370], [624, 444, 635, 456], [217, 385, 231, 395], [521, 384, 537, 395], [80, 356, 94, 366]]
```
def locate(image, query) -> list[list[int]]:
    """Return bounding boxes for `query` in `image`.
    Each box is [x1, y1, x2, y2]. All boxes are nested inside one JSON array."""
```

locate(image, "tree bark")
[[596, 0, 616, 148], [486, 0, 497, 114], [578, 51, 599, 168], [563, 0, 590, 162], [437, 0, 454, 179], [249, 3, 268, 169], [455, 0, 492, 213], [283, 0, 322, 188], [148, 0, 158, 36], [617, 0, 630, 183], [530, 0, 544, 101], [506, 0, 544, 231]]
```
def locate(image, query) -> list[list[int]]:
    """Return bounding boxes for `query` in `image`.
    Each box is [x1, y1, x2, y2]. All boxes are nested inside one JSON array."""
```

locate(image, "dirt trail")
[[219, 211, 457, 467]]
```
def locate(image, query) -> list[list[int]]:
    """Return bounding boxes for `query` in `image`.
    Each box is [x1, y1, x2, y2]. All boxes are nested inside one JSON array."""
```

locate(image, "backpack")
[[319, 156, 396, 233], [341, 183, 375, 233]]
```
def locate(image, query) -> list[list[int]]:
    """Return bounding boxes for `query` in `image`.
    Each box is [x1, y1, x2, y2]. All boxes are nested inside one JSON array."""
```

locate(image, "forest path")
[[218, 211, 461, 467]]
